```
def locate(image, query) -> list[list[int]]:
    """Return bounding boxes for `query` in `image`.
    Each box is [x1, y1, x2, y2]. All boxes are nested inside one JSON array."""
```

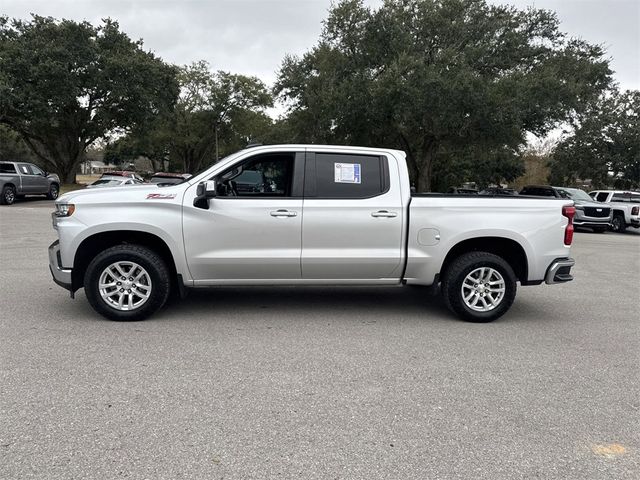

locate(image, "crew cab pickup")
[[49, 145, 576, 322], [0, 161, 60, 205], [589, 190, 640, 233]]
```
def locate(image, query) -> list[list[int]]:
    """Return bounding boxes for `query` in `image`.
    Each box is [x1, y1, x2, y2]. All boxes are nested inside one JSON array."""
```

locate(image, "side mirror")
[[194, 179, 217, 209]]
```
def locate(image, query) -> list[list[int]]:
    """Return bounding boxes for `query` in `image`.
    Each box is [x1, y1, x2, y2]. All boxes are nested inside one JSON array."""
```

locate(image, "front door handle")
[[270, 209, 297, 217], [371, 210, 398, 218]]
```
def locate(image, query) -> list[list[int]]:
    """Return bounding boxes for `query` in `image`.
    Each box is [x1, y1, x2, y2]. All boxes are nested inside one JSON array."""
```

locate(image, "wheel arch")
[[440, 236, 529, 283], [72, 230, 178, 291]]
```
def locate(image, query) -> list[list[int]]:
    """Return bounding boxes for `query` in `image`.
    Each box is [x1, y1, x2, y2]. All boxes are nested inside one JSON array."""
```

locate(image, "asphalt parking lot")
[[1, 198, 639, 479]]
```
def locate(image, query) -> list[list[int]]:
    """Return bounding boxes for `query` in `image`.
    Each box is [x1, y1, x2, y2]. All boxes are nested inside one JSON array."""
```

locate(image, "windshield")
[[561, 188, 593, 202]]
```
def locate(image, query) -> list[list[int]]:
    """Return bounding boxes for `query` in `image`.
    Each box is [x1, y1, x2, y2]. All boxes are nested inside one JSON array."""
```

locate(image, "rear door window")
[[0, 163, 17, 174], [18, 164, 33, 175], [306, 153, 388, 199], [595, 192, 609, 202], [612, 193, 640, 203]]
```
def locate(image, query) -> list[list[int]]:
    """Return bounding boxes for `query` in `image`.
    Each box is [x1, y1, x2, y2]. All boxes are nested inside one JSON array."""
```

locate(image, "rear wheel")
[[0, 185, 16, 205], [46, 183, 59, 200], [611, 213, 626, 233], [441, 252, 517, 322], [84, 244, 170, 321]]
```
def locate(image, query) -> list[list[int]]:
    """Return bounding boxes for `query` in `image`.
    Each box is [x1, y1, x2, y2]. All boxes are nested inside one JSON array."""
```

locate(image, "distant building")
[[81, 160, 118, 175]]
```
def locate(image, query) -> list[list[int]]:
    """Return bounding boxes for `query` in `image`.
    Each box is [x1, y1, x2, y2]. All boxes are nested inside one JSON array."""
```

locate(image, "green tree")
[[0, 16, 178, 183], [550, 90, 640, 189], [275, 0, 612, 191], [104, 113, 173, 173], [120, 61, 273, 174], [433, 145, 525, 191], [0, 125, 36, 163]]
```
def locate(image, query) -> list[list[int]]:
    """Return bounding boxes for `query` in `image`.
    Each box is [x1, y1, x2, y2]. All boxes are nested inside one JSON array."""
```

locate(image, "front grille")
[[584, 207, 610, 217]]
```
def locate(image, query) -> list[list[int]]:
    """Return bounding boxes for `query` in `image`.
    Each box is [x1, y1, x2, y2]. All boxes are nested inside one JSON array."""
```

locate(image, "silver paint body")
[[51, 145, 573, 287]]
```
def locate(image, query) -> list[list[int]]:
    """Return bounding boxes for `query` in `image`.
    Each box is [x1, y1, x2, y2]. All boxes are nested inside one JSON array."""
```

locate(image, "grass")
[[60, 183, 87, 194], [59, 174, 100, 195]]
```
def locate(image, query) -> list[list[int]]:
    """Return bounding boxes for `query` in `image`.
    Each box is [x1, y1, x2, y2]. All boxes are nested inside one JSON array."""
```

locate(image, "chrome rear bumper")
[[545, 258, 575, 284]]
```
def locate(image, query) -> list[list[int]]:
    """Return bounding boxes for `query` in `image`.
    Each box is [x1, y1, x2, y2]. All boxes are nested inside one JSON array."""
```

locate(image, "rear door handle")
[[371, 210, 398, 218], [270, 209, 297, 217]]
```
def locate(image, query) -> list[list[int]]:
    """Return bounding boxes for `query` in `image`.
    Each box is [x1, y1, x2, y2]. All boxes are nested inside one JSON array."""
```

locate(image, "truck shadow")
[[159, 285, 553, 325], [164, 285, 454, 321]]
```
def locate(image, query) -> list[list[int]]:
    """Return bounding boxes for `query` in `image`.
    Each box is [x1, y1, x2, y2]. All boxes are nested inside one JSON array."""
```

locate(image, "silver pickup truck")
[[0, 161, 60, 205], [49, 145, 576, 323]]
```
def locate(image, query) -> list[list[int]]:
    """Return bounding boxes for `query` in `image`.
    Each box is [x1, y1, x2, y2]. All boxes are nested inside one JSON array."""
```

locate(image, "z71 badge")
[[146, 193, 176, 200]]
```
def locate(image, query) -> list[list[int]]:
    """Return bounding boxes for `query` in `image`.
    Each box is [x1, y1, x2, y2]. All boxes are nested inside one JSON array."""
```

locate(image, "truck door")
[[17, 163, 41, 193], [28, 164, 51, 194], [183, 151, 305, 282], [301, 152, 404, 280]]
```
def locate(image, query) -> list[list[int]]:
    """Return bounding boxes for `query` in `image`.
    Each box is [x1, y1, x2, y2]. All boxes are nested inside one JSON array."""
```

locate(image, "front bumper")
[[545, 258, 575, 284], [573, 220, 612, 228], [48, 240, 73, 292], [573, 211, 612, 228]]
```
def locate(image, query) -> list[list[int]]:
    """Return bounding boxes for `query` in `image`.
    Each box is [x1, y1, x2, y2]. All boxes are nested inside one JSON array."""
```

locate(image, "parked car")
[[588, 190, 640, 233], [520, 185, 612, 233], [149, 172, 192, 186], [479, 187, 518, 196], [103, 170, 145, 182], [0, 161, 60, 205], [447, 187, 478, 194], [50, 145, 576, 323], [87, 173, 145, 189]]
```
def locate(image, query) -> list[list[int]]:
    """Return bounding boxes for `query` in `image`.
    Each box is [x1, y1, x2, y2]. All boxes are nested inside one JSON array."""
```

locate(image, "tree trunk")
[[414, 138, 437, 193], [56, 149, 84, 184]]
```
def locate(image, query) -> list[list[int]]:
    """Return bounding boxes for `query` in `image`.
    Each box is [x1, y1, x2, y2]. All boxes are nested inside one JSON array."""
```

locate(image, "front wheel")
[[47, 183, 59, 200], [84, 244, 171, 321], [441, 252, 517, 322], [611, 214, 626, 233]]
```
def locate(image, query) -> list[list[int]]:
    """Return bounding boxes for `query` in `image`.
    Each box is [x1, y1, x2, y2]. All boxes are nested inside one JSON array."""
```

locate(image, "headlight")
[[55, 203, 75, 217], [574, 205, 584, 211]]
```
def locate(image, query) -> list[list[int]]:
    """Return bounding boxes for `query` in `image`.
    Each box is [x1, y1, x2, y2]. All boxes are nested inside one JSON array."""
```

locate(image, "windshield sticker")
[[146, 193, 176, 200], [334, 163, 361, 184]]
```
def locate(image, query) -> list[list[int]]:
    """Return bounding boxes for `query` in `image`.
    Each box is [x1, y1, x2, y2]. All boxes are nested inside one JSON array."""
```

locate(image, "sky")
[[2, 0, 639, 94]]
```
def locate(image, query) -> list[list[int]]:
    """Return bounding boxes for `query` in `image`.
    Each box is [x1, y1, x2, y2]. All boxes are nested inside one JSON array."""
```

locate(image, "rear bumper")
[[545, 258, 575, 284], [48, 240, 72, 291]]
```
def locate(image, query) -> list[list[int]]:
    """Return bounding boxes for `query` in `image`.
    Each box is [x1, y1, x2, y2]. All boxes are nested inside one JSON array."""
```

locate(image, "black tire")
[[611, 213, 626, 233], [46, 183, 59, 200], [441, 251, 517, 323], [0, 185, 16, 205], [592, 227, 607, 233], [84, 244, 171, 321]]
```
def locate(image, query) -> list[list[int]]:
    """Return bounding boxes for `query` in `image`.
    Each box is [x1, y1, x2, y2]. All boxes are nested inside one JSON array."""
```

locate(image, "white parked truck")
[[49, 145, 576, 322], [589, 190, 640, 233]]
